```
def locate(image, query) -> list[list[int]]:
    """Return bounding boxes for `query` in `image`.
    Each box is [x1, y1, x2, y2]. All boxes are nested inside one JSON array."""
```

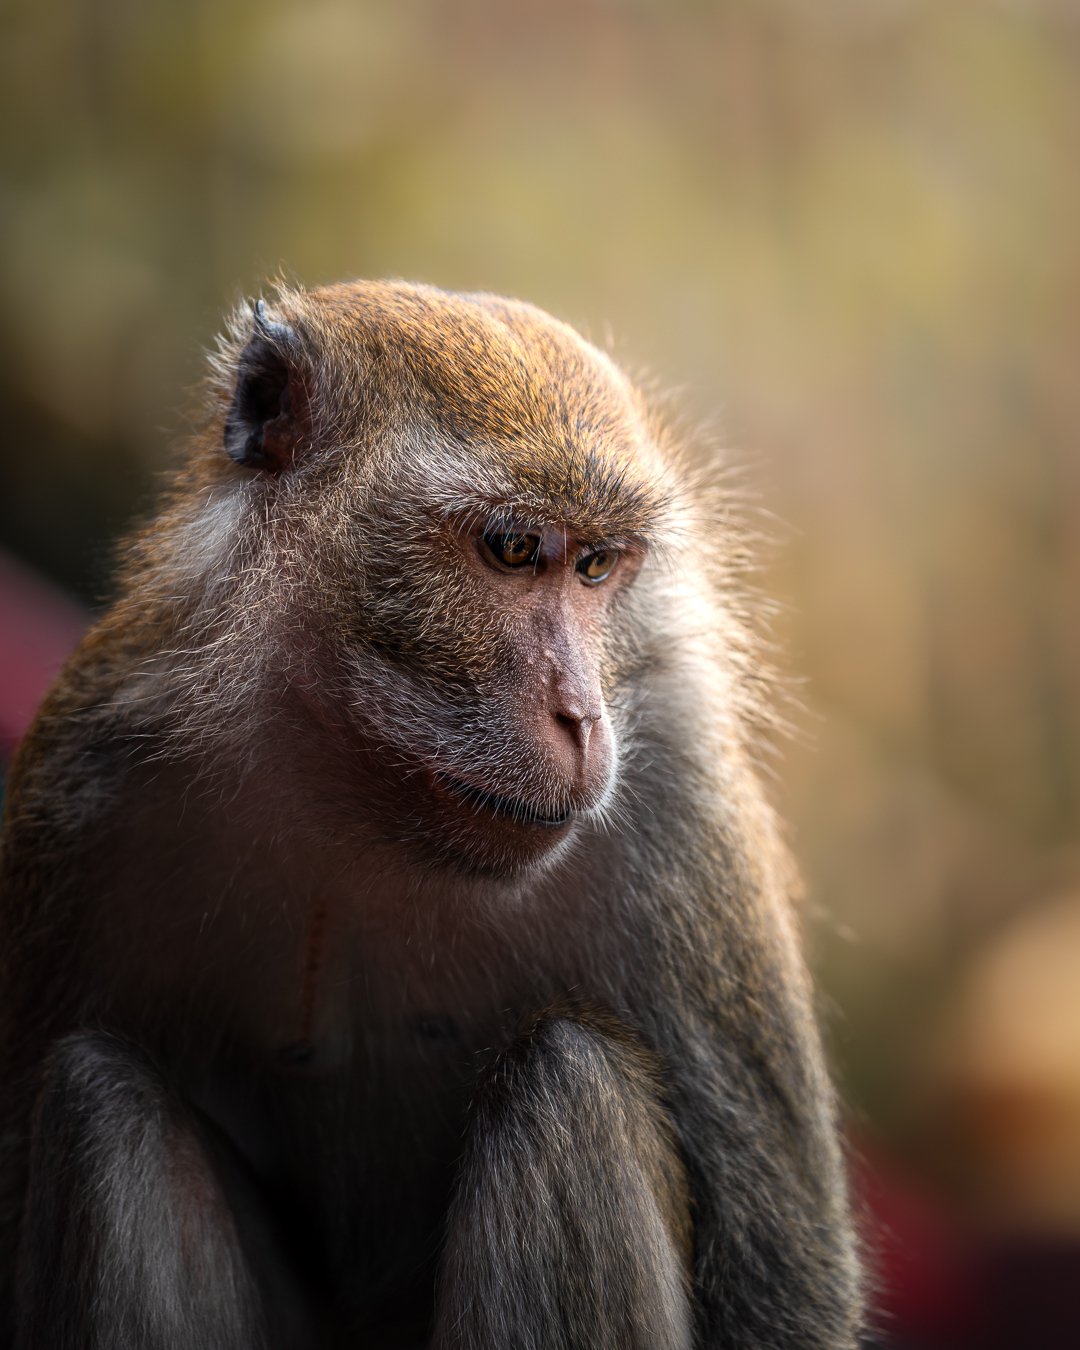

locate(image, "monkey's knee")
[[433, 1012, 693, 1350], [16, 1031, 265, 1350]]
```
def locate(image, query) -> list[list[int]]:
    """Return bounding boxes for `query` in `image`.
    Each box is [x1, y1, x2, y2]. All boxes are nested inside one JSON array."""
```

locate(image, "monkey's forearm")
[[14, 1032, 267, 1350], [433, 1011, 694, 1350]]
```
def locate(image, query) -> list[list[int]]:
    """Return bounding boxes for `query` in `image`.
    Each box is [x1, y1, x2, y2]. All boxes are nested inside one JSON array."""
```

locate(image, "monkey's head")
[[167, 282, 684, 875]]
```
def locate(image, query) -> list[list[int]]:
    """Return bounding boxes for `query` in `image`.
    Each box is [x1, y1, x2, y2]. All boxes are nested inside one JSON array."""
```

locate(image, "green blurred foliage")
[[2, 0, 1079, 1141]]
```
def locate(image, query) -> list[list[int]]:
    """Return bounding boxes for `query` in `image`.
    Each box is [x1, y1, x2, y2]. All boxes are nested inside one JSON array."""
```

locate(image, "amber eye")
[[482, 530, 541, 569], [578, 549, 618, 584]]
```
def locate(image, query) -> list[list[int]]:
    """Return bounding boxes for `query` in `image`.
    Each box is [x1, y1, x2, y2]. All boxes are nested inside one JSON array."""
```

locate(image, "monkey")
[[0, 280, 863, 1348]]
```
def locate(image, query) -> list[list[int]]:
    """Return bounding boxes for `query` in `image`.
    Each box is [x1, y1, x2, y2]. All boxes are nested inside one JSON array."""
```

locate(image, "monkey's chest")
[[228, 1016, 488, 1327], [192, 881, 573, 1313]]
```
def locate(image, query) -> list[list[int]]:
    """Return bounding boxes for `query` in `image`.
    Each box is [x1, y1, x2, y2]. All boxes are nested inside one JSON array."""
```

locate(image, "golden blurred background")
[[3, 1, 1079, 1343]]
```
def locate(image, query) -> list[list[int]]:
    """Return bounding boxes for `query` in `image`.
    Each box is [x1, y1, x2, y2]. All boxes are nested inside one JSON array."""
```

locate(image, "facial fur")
[[108, 281, 721, 877]]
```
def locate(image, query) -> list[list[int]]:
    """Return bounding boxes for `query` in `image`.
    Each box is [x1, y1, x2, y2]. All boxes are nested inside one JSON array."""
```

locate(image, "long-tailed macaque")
[[0, 281, 862, 1348]]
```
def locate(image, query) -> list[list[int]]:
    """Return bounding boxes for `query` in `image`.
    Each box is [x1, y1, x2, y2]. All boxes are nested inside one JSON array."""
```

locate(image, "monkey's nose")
[[549, 700, 611, 800]]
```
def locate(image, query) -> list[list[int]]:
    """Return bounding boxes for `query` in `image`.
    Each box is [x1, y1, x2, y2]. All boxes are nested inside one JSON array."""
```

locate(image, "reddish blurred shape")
[[0, 550, 87, 756], [856, 1132, 1080, 1349], [855, 1134, 983, 1348]]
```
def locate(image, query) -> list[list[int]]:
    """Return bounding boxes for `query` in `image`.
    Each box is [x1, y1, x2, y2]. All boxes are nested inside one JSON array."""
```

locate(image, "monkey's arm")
[[615, 686, 863, 1346], [636, 844, 863, 1350], [13, 1032, 270, 1350], [432, 1010, 694, 1350], [664, 1016, 862, 1349]]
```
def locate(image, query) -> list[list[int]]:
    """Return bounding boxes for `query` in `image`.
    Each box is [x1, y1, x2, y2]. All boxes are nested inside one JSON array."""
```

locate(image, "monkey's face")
[[336, 483, 649, 877], [215, 281, 671, 876]]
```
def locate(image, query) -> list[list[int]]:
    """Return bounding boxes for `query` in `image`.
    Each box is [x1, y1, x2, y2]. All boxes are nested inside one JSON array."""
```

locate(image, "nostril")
[[554, 707, 601, 751]]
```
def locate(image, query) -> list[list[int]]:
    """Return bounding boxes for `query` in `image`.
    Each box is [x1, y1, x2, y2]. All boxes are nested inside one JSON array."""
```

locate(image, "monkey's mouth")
[[434, 772, 573, 829]]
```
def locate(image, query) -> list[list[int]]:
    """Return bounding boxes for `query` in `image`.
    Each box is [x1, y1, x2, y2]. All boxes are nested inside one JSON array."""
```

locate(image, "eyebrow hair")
[[507, 439, 672, 533], [442, 481, 667, 548], [410, 423, 675, 548]]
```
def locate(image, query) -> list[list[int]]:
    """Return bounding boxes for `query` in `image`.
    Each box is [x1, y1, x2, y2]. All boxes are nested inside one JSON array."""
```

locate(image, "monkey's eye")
[[481, 529, 542, 570], [578, 549, 619, 585]]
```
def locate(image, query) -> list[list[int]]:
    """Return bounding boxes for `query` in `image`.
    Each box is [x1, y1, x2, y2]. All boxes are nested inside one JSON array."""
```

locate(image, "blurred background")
[[2, 1, 1078, 1344]]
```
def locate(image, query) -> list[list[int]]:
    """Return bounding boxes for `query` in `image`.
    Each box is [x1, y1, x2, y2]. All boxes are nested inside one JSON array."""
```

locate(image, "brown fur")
[[0, 280, 861, 1348]]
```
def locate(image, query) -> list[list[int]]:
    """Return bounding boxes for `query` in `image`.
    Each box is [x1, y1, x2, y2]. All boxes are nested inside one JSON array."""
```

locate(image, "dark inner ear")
[[224, 309, 309, 472]]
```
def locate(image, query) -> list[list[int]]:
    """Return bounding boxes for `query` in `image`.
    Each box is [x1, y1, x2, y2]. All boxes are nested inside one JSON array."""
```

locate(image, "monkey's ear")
[[224, 300, 311, 472]]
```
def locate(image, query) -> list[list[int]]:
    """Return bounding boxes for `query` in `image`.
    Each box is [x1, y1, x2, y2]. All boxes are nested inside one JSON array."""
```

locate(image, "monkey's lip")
[[432, 771, 574, 829]]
